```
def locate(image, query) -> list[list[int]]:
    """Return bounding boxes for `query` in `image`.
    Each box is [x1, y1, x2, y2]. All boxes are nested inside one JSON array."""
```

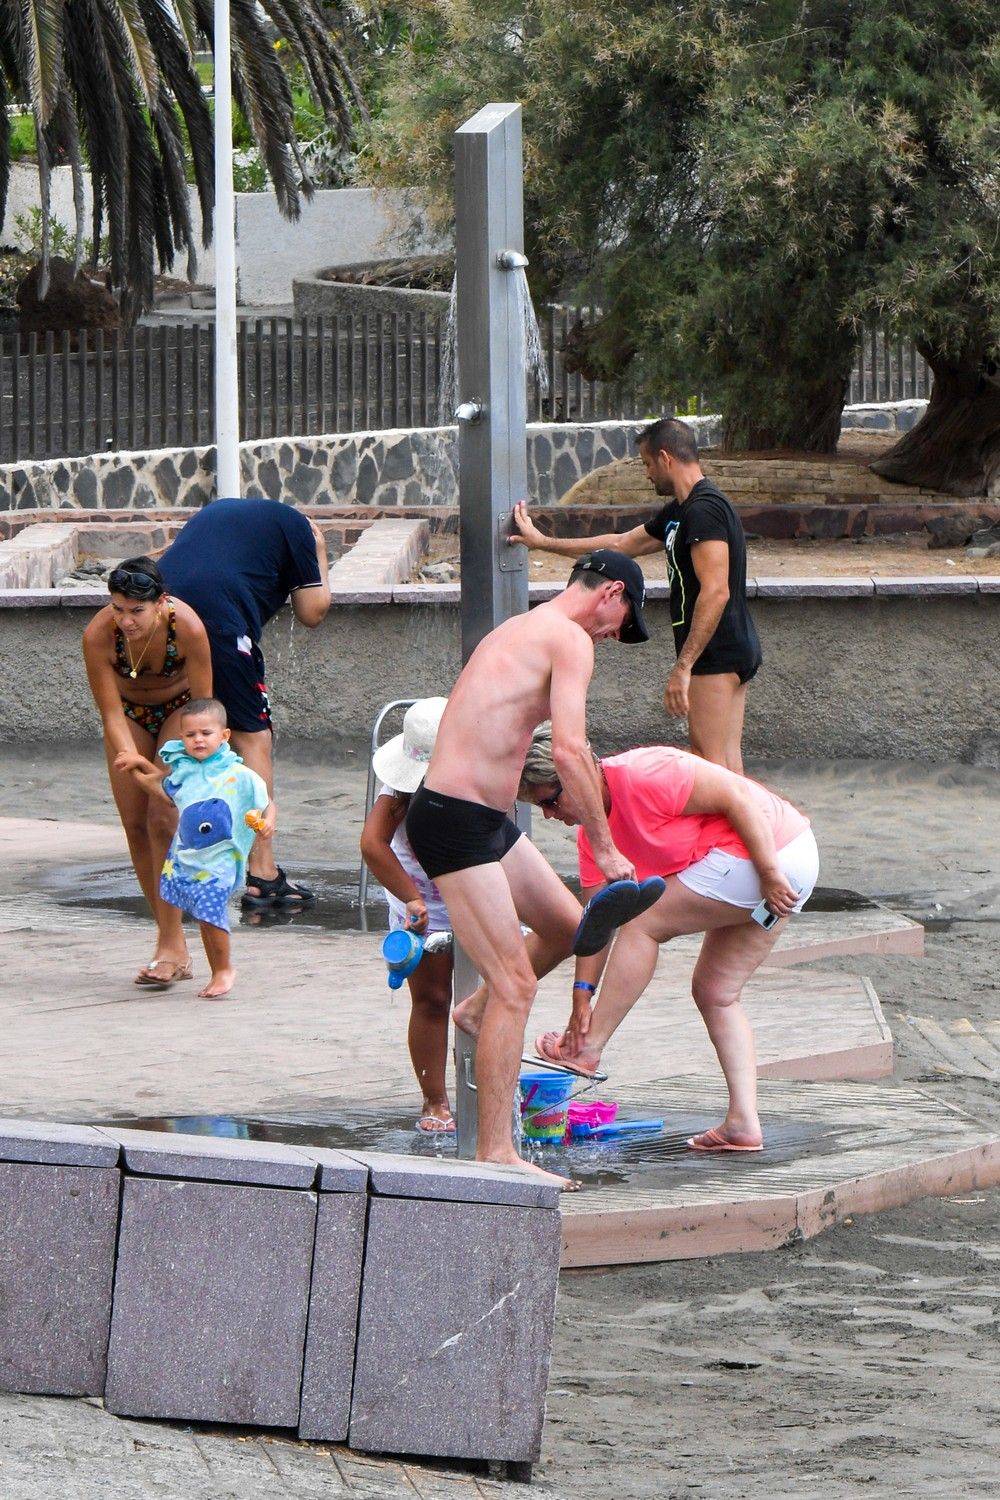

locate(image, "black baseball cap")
[[569, 549, 650, 643]]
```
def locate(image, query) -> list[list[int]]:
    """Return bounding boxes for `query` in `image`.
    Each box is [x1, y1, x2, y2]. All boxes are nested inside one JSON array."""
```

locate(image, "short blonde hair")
[[520, 722, 558, 789]]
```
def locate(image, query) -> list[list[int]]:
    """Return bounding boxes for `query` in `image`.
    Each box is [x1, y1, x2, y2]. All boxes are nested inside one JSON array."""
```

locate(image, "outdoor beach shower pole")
[[452, 103, 531, 1159]]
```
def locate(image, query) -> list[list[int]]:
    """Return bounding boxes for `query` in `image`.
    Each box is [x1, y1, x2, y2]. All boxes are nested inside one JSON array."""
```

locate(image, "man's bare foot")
[[453, 992, 487, 1038], [198, 969, 236, 999], [478, 1151, 581, 1192]]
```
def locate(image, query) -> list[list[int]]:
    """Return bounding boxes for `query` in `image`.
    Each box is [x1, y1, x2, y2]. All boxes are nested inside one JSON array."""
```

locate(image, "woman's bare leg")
[[104, 723, 187, 974], [405, 950, 454, 1123], [688, 919, 784, 1145]]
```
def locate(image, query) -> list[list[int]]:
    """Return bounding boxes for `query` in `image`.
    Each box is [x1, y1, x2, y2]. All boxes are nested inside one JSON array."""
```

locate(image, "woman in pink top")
[[520, 729, 819, 1152]]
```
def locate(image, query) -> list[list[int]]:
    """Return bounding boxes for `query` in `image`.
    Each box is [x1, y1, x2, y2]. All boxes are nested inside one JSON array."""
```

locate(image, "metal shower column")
[[452, 102, 531, 1157]]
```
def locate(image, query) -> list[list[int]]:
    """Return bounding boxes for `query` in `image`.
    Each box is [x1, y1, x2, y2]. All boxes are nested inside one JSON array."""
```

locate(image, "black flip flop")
[[572, 876, 667, 957], [240, 865, 316, 910]]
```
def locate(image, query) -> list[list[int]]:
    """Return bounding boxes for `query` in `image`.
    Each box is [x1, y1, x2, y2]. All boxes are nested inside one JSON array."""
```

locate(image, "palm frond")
[[0, 0, 375, 312], [19, 0, 63, 125], [104, 0, 159, 105]]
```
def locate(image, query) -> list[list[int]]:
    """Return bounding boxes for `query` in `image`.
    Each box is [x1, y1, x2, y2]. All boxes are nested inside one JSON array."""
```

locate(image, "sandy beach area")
[[2, 737, 999, 1498]]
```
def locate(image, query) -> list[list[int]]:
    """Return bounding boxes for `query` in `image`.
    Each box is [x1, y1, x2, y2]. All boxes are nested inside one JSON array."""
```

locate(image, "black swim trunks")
[[406, 785, 522, 880], [207, 632, 273, 733]]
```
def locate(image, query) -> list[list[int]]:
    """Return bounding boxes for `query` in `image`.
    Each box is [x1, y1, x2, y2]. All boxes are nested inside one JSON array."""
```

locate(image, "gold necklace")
[[125, 613, 161, 679]]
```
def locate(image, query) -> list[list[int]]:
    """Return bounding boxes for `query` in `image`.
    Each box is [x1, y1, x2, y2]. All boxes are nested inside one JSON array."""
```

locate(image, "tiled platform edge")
[[0, 1123, 561, 1467]]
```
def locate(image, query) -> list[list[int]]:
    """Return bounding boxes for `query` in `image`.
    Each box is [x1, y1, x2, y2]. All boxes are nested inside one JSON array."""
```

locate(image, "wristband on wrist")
[[572, 980, 596, 994]]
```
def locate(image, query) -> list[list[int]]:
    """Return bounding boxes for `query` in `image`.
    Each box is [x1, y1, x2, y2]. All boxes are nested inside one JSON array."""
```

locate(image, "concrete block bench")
[[345, 1154, 562, 1467], [0, 1120, 120, 1396], [0, 1122, 563, 1474], [296, 1146, 369, 1442], [101, 1129, 324, 1427]]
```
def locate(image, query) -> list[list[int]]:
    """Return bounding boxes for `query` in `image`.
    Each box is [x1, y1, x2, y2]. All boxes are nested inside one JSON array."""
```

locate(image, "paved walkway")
[[1, 743, 994, 1498]]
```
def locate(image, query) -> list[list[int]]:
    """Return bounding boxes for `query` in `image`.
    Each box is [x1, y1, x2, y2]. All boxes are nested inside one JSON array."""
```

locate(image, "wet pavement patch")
[[38, 861, 388, 934], [101, 1105, 841, 1193]]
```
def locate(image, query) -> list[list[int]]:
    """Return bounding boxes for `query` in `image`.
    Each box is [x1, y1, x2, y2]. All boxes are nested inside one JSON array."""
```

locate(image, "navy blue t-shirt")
[[159, 498, 321, 645]]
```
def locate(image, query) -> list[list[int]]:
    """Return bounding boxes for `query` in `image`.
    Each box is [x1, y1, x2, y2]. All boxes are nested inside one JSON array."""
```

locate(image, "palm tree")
[[0, 0, 369, 319]]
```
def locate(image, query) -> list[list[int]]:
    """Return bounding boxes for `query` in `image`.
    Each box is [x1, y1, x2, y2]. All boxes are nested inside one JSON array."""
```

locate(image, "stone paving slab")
[[666, 903, 924, 969], [0, 917, 894, 1121], [557, 1077, 1000, 1266], [0, 1390, 562, 1499], [0, 813, 900, 1120], [763, 905, 924, 965]]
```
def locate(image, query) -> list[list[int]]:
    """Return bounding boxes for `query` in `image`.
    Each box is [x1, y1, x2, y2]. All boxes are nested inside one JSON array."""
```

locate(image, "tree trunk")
[[870, 357, 1000, 496], [721, 368, 848, 454]]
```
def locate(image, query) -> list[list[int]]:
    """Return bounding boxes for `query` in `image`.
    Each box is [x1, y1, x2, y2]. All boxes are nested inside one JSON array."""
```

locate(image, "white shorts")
[[675, 828, 819, 912]]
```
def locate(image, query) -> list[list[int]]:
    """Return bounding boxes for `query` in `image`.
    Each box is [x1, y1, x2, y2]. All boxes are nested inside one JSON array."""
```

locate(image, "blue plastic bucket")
[[519, 1069, 576, 1144]]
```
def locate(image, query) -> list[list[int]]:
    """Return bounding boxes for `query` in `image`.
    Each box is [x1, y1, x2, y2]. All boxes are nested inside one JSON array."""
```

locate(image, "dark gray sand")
[[3, 744, 999, 1498]]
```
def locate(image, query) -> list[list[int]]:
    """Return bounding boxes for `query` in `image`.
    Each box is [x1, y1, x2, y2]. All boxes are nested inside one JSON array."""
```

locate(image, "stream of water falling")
[[437, 267, 549, 426]]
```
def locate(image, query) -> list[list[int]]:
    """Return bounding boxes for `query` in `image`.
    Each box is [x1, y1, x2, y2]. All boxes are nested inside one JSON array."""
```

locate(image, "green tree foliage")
[[369, 0, 1000, 491], [0, 0, 369, 319]]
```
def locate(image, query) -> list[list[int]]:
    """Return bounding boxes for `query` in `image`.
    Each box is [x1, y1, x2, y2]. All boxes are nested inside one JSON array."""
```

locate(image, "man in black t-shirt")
[[510, 416, 761, 771], [159, 498, 331, 907]]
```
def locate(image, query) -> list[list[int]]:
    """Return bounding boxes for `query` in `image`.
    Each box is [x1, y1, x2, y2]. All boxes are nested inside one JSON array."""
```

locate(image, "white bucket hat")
[[371, 696, 448, 794]]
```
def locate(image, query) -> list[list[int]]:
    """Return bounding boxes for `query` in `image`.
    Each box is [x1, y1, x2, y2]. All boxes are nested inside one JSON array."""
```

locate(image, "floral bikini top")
[[113, 597, 185, 680]]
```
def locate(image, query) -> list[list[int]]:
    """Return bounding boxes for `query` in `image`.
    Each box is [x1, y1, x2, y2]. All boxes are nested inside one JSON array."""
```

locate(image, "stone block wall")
[[0, 403, 942, 521], [0, 419, 720, 515]]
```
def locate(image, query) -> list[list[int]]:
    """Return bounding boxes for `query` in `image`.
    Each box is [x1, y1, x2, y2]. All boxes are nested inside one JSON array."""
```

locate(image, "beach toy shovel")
[[382, 928, 425, 989]]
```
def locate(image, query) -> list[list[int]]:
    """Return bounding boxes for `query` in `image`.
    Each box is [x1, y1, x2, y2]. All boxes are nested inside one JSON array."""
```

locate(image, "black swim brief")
[[406, 785, 522, 880]]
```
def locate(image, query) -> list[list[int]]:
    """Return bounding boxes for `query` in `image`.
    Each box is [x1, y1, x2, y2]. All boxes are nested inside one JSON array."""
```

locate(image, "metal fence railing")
[[846, 328, 932, 405], [0, 314, 932, 465]]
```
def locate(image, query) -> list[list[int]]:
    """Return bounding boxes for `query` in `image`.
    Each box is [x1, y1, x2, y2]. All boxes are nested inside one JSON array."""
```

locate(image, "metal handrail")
[[357, 698, 418, 923]]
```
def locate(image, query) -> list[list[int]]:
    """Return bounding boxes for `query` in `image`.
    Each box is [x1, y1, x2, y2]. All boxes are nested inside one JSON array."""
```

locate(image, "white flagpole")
[[213, 0, 241, 497]]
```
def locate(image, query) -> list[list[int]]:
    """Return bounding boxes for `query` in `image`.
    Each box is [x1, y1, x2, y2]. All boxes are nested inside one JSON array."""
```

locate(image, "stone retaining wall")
[[0, 422, 653, 514], [2, 582, 998, 764], [0, 406, 957, 524]]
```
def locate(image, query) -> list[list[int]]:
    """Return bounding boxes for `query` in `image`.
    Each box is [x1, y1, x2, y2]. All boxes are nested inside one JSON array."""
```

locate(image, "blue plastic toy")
[[568, 1118, 664, 1140], [382, 927, 425, 989]]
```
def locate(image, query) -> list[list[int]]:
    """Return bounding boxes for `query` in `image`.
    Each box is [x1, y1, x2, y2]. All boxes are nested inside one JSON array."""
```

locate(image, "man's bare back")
[[425, 602, 596, 811]]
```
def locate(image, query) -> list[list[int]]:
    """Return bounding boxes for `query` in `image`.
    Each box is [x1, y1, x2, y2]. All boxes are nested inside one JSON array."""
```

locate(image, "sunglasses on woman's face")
[[537, 784, 563, 810]]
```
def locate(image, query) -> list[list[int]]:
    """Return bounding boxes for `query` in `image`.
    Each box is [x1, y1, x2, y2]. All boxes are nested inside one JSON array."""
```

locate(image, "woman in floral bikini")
[[82, 556, 213, 986]]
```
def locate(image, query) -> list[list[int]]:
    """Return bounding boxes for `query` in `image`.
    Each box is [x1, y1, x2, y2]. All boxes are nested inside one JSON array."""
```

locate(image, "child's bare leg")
[[406, 950, 454, 1126], [198, 922, 236, 998]]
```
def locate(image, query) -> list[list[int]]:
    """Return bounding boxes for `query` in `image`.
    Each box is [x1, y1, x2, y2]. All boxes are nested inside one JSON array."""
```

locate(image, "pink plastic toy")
[[567, 1100, 618, 1130]]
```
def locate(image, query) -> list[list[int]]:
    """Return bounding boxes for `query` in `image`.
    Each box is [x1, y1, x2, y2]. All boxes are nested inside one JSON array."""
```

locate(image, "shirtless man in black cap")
[[405, 550, 656, 1186]]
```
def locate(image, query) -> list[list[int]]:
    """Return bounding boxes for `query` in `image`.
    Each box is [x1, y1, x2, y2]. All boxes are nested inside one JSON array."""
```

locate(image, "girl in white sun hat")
[[360, 697, 455, 1133]]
